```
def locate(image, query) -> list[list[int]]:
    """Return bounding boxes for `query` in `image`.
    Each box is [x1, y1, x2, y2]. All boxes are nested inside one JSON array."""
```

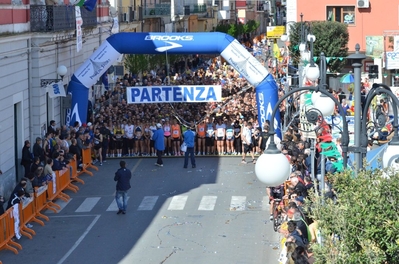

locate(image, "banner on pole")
[[76, 6, 83, 53], [46, 81, 66, 98]]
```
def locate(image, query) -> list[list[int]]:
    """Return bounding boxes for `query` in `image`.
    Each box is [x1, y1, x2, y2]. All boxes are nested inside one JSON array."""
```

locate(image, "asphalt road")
[[0, 156, 281, 264]]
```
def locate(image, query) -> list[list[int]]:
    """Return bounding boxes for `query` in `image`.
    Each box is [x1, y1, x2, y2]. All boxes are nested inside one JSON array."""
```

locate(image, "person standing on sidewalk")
[[152, 123, 165, 167], [241, 122, 256, 164], [114, 160, 131, 215], [183, 121, 196, 169]]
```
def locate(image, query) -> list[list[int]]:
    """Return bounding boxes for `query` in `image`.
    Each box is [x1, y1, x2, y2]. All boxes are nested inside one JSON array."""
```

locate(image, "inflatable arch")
[[66, 32, 280, 134]]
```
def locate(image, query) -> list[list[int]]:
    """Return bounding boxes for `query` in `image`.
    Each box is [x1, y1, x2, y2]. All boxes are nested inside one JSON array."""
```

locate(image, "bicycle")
[[271, 198, 284, 232]]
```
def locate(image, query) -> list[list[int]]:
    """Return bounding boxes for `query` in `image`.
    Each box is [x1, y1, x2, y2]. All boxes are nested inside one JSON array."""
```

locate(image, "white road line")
[[198, 196, 217, 211], [167, 195, 188, 210], [137, 196, 159, 211], [57, 215, 101, 264], [106, 197, 130, 211], [46, 198, 72, 214], [75, 197, 101, 213], [262, 196, 269, 211], [230, 196, 246, 211]]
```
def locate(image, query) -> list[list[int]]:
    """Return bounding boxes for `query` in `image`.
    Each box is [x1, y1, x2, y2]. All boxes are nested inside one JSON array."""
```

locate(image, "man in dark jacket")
[[114, 160, 131, 215], [33, 137, 45, 164], [21, 140, 33, 178]]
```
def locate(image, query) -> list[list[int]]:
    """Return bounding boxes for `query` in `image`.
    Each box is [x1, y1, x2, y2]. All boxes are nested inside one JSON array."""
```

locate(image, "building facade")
[[0, 0, 110, 197]]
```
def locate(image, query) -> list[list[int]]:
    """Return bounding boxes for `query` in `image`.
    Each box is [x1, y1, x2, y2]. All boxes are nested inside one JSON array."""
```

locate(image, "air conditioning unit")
[[357, 0, 369, 8]]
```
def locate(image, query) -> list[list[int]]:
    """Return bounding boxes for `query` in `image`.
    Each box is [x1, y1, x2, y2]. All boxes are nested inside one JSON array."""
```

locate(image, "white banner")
[[12, 204, 21, 239], [126, 85, 222, 104], [111, 17, 119, 34], [385, 51, 399, 70], [75, 6, 83, 53], [74, 40, 121, 88], [46, 81, 66, 98], [221, 39, 269, 86]]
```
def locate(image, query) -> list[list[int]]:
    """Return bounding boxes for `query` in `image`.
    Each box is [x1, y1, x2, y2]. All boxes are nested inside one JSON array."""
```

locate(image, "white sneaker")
[[197, 152, 201, 155]]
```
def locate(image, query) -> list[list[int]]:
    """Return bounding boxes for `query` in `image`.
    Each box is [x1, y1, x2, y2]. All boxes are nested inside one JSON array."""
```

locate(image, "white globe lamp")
[[382, 144, 399, 169], [307, 34, 316, 43], [280, 33, 289, 42], [313, 94, 335, 116], [57, 65, 68, 78], [255, 148, 290, 186], [305, 64, 320, 81]]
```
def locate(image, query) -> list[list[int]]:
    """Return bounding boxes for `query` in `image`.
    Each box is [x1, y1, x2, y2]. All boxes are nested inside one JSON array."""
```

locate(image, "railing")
[[30, 5, 97, 33], [143, 4, 170, 18], [192, 4, 207, 13]]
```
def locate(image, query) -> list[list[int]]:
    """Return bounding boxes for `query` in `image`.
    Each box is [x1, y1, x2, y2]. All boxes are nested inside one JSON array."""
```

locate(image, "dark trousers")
[[23, 163, 31, 178], [156, 150, 163, 165], [234, 137, 242, 153], [184, 147, 196, 167]]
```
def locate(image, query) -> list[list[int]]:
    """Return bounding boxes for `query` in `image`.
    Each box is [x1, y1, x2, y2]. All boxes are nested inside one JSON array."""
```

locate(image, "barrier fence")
[[0, 150, 97, 257]]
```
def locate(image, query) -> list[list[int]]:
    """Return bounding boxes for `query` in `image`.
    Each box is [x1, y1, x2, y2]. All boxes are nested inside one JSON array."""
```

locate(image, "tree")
[[215, 20, 259, 39], [124, 54, 185, 76], [309, 167, 399, 263], [288, 21, 349, 73]]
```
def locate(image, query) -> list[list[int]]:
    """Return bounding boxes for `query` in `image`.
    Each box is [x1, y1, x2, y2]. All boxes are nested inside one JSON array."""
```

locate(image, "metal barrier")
[[19, 198, 36, 239], [78, 148, 98, 176], [0, 207, 22, 254], [0, 148, 98, 256], [69, 156, 85, 185]]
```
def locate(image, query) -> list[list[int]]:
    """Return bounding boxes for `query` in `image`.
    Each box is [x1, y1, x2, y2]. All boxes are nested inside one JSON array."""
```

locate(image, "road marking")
[[167, 195, 188, 210], [106, 197, 130, 211], [46, 198, 72, 214], [57, 215, 101, 264], [138, 196, 159, 211], [230, 196, 246, 211], [262, 196, 269, 211], [131, 159, 142, 172], [198, 196, 217, 211], [75, 197, 101, 213]]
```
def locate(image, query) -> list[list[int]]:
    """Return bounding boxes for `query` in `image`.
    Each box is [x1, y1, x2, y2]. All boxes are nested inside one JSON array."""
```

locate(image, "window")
[[327, 6, 355, 25]]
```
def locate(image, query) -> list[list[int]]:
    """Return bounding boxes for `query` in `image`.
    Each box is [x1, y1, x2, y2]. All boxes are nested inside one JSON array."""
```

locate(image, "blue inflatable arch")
[[66, 32, 280, 133]]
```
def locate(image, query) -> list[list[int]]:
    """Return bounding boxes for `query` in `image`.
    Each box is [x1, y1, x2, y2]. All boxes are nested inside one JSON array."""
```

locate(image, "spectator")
[[152, 123, 165, 167], [6, 189, 25, 210], [33, 137, 45, 164], [21, 140, 33, 178], [183, 121, 196, 169]]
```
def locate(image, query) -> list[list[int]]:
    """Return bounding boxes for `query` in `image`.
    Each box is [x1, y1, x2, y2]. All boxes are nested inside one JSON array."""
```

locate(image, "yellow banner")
[[266, 26, 285, 38]]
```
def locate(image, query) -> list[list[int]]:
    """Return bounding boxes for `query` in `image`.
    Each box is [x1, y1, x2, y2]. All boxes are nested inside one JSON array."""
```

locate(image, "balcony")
[[30, 5, 98, 33], [118, 6, 137, 22], [192, 4, 207, 14], [143, 4, 170, 18]]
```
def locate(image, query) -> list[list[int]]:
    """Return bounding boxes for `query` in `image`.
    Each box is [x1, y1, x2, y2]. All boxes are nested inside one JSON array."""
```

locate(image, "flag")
[[73, 0, 97, 12], [46, 81, 66, 98], [83, 0, 97, 11], [101, 72, 109, 90]]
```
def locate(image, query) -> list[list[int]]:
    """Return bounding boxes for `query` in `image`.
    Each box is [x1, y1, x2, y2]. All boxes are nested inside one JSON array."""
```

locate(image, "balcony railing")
[[30, 5, 97, 33], [143, 4, 170, 18], [192, 4, 207, 13]]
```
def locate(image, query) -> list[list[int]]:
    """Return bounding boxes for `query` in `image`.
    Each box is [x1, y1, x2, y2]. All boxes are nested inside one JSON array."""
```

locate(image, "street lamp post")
[[255, 44, 399, 187], [40, 65, 68, 87], [346, 44, 366, 173]]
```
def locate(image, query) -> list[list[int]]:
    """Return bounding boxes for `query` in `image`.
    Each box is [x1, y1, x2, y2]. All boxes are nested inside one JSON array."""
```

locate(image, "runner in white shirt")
[[124, 121, 135, 156], [241, 122, 256, 164], [215, 118, 226, 155]]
